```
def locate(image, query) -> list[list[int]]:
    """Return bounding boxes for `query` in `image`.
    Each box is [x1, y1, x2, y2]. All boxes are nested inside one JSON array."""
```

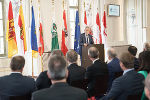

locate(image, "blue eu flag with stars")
[[74, 11, 81, 54]]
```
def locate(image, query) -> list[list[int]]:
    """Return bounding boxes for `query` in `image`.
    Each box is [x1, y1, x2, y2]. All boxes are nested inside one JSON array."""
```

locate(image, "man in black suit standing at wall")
[[0, 56, 36, 97], [79, 26, 94, 58], [32, 56, 88, 100]]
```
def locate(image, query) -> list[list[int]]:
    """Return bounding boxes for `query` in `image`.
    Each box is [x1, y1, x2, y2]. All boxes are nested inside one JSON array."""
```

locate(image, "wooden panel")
[[81, 44, 104, 68]]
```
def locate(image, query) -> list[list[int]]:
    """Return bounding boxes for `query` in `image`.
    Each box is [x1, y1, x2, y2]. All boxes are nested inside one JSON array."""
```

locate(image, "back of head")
[[139, 51, 150, 72], [128, 46, 137, 56], [145, 74, 150, 99], [66, 49, 78, 63], [48, 56, 67, 81], [119, 52, 134, 69], [88, 47, 99, 59], [107, 48, 117, 58], [51, 49, 64, 57], [144, 42, 150, 51], [10, 56, 25, 71]]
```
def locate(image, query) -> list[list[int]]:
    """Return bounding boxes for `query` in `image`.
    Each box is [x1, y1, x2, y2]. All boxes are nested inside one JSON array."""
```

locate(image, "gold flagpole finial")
[[63, 0, 64, 9], [90, 4, 91, 9], [38, 0, 40, 3], [84, 2, 85, 9], [31, 0, 32, 3], [52, 0, 54, 5]]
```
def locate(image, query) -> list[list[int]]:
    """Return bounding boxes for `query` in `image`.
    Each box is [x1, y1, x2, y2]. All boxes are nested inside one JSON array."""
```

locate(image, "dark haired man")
[[0, 56, 36, 97]]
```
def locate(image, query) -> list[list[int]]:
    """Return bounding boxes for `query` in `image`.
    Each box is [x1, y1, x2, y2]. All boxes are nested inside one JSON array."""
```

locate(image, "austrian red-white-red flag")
[[96, 12, 102, 44], [61, 10, 68, 56]]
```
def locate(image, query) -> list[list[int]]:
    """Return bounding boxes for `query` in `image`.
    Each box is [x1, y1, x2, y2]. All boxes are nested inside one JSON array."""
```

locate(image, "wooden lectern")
[[81, 44, 104, 68]]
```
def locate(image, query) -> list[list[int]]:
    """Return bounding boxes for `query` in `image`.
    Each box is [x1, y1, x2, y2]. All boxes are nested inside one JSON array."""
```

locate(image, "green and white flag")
[[51, 23, 59, 51]]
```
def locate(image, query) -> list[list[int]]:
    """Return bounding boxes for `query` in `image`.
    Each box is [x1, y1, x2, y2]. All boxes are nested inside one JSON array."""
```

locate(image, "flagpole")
[[32, 55, 34, 77]]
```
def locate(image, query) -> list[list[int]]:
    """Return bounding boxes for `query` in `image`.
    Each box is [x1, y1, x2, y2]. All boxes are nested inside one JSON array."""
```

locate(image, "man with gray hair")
[[32, 56, 88, 100], [107, 48, 122, 91], [86, 47, 108, 97], [144, 42, 150, 51], [66, 49, 85, 84], [79, 26, 94, 59], [145, 74, 150, 100], [36, 49, 64, 90]]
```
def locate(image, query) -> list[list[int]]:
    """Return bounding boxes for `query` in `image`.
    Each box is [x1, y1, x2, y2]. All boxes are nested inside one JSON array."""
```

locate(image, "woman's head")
[[139, 51, 150, 72]]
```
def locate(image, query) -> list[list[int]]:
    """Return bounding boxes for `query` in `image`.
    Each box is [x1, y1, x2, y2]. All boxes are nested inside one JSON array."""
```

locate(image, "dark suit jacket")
[[101, 70, 144, 100], [85, 59, 108, 94], [134, 57, 140, 70], [79, 33, 94, 55], [0, 73, 36, 96], [107, 57, 122, 91], [32, 82, 88, 100], [36, 71, 52, 90], [67, 63, 86, 84]]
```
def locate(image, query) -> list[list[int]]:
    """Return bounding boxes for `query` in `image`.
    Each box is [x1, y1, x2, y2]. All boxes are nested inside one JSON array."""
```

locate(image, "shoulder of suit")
[[69, 86, 87, 94]]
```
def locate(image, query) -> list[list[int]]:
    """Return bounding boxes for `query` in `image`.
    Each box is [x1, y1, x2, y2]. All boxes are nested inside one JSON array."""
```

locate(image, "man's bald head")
[[88, 47, 99, 59], [107, 48, 117, 59]]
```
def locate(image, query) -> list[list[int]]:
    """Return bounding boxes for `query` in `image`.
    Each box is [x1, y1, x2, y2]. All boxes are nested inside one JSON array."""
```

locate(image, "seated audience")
[[85, 47, 108, 97], [138, 51, 150, 100], [101, 52, 144, 100], [145, 74, 150, 100], [0, 56, 36, 97], [143, 42, 150, 51], [32, 56, 88, 100], [128, 46, 140, 70], [36, 49, 64, 90], [66, 49, 85, 84], [107, 48, 122, 91]]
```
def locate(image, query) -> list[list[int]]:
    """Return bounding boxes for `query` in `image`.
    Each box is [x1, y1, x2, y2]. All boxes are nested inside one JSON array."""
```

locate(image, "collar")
[[51, 82, 68, 88], [93, 58, 99, 64], [107, 58, 113, 63], [123, 68, 134, 75], [11, 72, 22, 74]]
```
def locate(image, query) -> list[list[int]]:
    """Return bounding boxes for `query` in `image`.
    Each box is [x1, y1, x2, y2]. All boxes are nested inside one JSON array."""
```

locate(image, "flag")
[[96, 12, 102, 44], [31, 6, 38, 57], [74, 11, 81, 54], [102, 11, 107, 36], [18, 3, 27, 54], [38, 23, 44, 56], [84, 11, 87, 25], [51, 23, 59, 51], [6, 1, 18, 58], [61, 10, 68, 56]]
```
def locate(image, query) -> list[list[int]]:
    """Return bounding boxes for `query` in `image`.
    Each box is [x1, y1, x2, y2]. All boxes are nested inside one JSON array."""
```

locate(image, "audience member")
[[101, 52, 144, 100], [144, 42, 150, 51], [85, 47, 108, 97], [36, 49, 64, 90], [128, 46, 140, 70], [32, 56, 88, 100], [138, 51, 150, 100], [107, 48, 122, 91], [145, 74, 150, 100], [66, 49, 85, 84], [0, 56, 36, 97]]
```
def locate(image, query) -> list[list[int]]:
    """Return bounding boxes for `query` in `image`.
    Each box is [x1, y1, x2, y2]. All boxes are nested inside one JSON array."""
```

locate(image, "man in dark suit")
[[128, 46, 140, 70], [0, 56, 36, 97], [107, 48, 122, 91], [101, 52, 144, 100], [79, 26, 94, 56], [32, 56, 88, 100], [66, 49, 85, 84], [85, 47, 108, 97], [36, 50, 64, 90]]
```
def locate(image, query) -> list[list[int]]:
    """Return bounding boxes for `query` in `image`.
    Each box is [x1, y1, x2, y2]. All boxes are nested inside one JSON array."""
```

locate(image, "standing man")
[[79, 26, 94, 58]]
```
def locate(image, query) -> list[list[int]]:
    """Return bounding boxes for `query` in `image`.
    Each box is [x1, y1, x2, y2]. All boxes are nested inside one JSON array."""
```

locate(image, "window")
[[69, 0, 78, 49], [0, 0, 5, 57]]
